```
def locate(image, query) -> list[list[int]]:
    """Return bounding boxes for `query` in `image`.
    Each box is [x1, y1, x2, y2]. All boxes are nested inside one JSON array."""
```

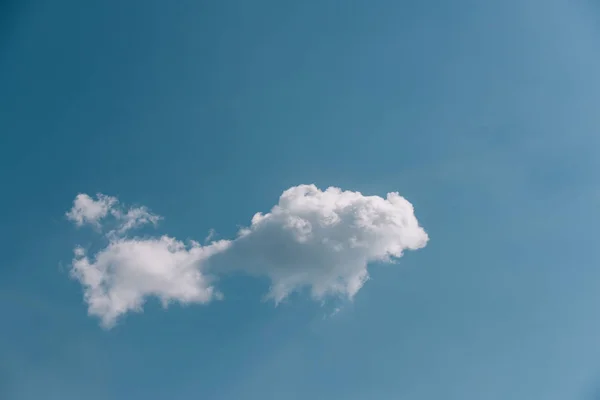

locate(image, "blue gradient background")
[[2, 1, 600, 399]]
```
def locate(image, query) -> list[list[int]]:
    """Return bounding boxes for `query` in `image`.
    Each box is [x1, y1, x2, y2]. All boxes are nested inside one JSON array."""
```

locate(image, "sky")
[[2, 0, 600, 399]]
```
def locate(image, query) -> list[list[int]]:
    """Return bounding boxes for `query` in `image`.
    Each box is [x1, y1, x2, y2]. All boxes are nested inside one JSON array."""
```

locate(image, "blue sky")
[[2, 0, 600, 399]]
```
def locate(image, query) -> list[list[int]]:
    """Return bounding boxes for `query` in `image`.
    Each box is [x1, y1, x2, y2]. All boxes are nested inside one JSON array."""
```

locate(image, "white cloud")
[[66, 193, 160, 237], [66, 184, 428, 328], [213, 184, 429, 303], [71, 237, 230, 328], [109, 205, 161, 237], [66, 194, 117, 227]]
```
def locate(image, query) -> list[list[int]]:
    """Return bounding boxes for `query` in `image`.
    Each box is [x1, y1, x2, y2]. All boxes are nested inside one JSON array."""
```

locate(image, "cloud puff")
[[66, 185, 428, 328], [109, 205, 162, 237], [66, 194, 117, 227], [213, 184, 429, 303], [66, 193, 160, 237], [71, 237, 230, 328]]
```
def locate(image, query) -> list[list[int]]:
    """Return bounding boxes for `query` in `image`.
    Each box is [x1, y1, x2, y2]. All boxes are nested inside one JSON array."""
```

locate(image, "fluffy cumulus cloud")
[[66, 184, 428, 328], [217, 185, 429, 303], [71, 238, 229, 328], [65, 193, 227, 328], [66, 194, 117, 227]]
